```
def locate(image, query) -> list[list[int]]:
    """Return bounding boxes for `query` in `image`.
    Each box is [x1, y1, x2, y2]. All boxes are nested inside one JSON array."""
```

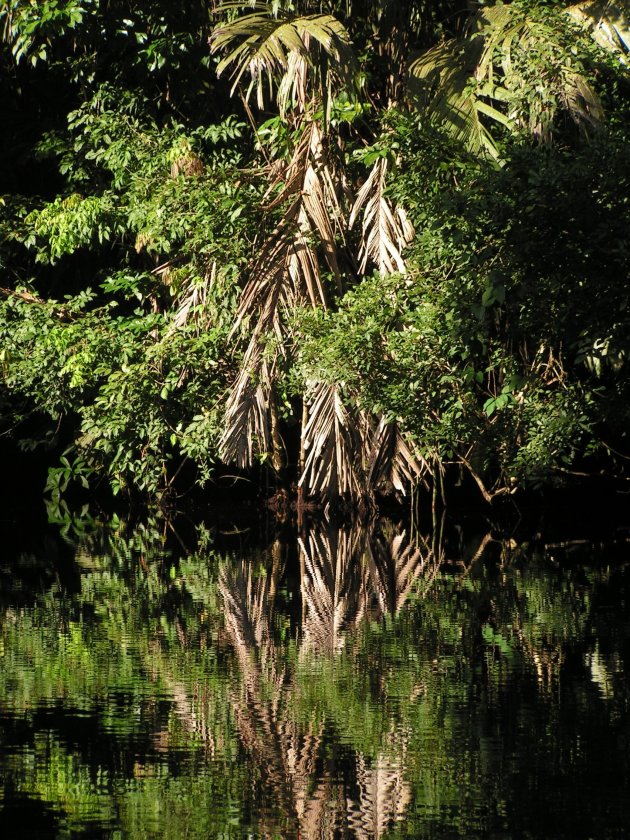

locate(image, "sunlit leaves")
[[211, 5, 356, 117], [409, 2, 608, 159]]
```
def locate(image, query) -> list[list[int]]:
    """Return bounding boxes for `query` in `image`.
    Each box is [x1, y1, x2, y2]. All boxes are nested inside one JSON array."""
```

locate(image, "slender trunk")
[[270, 395, 284, 475], [297, 398, 309, 528]]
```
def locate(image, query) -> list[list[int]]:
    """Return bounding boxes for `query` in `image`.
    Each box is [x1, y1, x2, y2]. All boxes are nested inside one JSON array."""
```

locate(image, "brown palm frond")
[[265, 122, 344, 283], [349, 157, 414, 276], [225, 122, 349, 469], [234, 123, 343, 340], [287, 204, 329, 309], [169, 262, 216, 333], [230, 222, 298, 342], [366, 416, 429, 494], [299, 381, 363, 498], [219, 343, 275, 468]]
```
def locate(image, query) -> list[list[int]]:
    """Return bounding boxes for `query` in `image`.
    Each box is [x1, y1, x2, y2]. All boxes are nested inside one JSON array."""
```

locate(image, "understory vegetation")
[[1, 0, 629, 505]]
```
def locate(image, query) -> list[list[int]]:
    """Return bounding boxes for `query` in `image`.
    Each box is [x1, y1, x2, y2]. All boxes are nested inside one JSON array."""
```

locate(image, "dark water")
[[0, 512, 629, 839]]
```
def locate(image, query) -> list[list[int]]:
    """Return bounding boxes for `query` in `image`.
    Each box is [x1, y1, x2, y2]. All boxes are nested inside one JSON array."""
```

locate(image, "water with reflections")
[[0, 511, 629, 839]]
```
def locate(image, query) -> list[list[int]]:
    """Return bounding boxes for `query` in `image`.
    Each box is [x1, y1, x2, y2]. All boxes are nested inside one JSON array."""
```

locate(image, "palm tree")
[[210, 2, 426, 501], [209, 0, 627, 502]]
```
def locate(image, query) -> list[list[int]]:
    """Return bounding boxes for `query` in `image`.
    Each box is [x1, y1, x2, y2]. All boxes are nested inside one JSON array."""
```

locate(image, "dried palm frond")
[[234, 122, 343, 343], [230, 222, 298, 342], [265, 122, 344, 281], [210, 6, 356, 116], [366, 416, 429, 494], [169, 262, 216, 333], [219, 344, 274, 467], [299, 381, 363, 498], [224, 123, 348, 469], [349, 158, 414, 275]]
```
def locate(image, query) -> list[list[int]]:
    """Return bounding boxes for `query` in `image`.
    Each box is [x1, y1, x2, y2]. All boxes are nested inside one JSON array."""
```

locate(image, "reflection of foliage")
[[0, 517, 629, 837]]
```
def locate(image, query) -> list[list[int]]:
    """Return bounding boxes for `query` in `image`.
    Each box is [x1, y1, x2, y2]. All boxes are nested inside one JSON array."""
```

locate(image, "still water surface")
[[0, 514, 629, 838]]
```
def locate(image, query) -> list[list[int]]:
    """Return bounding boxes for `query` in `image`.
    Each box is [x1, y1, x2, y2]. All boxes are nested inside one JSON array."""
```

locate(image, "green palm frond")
[[210, 7, 356, 115], [409, 38, 504, 159], [409, 2, 606, 158]]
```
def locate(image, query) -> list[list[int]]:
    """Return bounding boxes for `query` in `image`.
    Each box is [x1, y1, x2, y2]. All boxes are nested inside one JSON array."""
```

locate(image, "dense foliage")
[[1, 0, 629, 503]]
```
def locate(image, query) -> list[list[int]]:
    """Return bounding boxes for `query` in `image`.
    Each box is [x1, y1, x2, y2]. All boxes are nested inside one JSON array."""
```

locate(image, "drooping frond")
[[210, 7, 355, 115], [409, 38, 508, 159], [219, 343, 275, 468], [366, 416, 429, 494], [233, 123, 342, 344], [409, 2, 606, 157], [349, 158, 414, 275], [265, 122, 344, 282], [223, 120, 349, 470], [299, 381, 362, 498], [169, 263, 216, 333], [230, 222, 300, 342]]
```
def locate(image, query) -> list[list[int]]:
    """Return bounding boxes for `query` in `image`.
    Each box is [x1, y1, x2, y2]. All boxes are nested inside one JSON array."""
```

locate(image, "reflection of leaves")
[[482, 623, 514, 661], [3, 514, 628, 838]]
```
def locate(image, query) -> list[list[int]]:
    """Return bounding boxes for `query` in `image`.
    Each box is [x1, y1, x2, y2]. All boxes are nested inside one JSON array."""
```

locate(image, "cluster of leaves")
[[1, 0, 629, 503], [0, 86, 251, 495]]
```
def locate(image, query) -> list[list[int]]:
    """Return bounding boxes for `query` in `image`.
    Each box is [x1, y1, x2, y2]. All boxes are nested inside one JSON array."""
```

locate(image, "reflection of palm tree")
[[219, 544, 342, 838], [347, 730, 412, 840], [299, 525, 369, 655], [218, 522, 443, 838], [299, 521, 441, 656]]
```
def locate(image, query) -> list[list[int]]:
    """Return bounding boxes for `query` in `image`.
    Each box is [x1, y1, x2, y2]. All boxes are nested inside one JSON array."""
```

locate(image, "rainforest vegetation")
[[1, 0, 629, 507]]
